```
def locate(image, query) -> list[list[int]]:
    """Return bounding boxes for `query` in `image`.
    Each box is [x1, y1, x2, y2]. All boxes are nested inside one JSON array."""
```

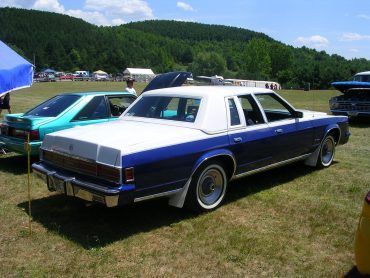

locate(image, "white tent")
[[123, 68, 155, 82]]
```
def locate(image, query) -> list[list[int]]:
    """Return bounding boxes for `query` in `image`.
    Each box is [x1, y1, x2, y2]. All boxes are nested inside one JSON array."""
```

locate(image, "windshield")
[[24, 95, 81, 117], [354, 75, 370, 82], [125, 96, 201, 122]]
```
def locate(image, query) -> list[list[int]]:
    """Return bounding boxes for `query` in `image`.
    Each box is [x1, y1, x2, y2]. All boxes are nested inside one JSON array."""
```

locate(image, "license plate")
[[53, 177, 66, 193]]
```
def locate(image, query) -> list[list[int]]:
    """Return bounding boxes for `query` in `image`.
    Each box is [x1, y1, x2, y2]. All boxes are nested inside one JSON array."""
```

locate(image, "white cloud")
[[0, 0, 153, 26], [84, 0, 153, 20], [349, 48, 359, 53], [32, 0, 64, 13], [340, 32, 370, 41], [177, 2, 195, 12], [294, 35, 329, 48], [67, 9, 111, 26], [111, 18, 126, 25], [358, 14, 370, 20], [0, 0, 32, 8]]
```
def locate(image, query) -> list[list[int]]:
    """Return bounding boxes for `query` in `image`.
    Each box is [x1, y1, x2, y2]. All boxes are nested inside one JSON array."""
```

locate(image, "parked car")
[[355, 190, 370, 275], [0, 72, 191, 155], [32, 85, 350, 211], [330, 71, 370, 117], [59, 73, 74, 80], [0, 92, 136, 155]]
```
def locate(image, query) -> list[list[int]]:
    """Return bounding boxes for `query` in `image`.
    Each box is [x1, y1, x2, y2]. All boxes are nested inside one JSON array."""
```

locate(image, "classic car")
[[355, 190, 370, 275], [330, 71, 370, 117], [32, 86, 350, 211], [0, 71, 191, 155], [0, 92, 137, 155]]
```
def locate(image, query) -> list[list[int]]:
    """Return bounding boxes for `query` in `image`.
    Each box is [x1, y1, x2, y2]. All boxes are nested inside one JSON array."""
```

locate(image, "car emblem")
[[69, 144, 74, 152]]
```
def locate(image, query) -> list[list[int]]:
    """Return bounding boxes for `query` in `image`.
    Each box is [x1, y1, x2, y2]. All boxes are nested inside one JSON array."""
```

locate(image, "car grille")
[[42, 150, 120, 183], [333, 101, 370, 111]]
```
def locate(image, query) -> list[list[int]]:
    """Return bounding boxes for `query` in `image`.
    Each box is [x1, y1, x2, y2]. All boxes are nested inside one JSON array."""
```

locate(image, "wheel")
[[317, 135, 335, 168], [186, 162, 228, 212]]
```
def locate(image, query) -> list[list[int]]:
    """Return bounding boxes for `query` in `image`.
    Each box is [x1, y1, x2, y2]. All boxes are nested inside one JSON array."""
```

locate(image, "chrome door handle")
[[275, 129, 283, 134], [233, 137, 242, 143]]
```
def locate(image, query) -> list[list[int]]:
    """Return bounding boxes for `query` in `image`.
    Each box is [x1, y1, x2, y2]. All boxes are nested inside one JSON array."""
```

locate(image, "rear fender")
[[168, 149, 236, 208]]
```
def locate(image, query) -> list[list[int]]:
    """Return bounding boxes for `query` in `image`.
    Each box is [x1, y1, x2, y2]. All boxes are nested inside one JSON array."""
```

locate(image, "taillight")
[[124, 167, 135, 183], [29, 130, 40, 141], [365, 191, 370, 204], [97, 164, 120, 182]]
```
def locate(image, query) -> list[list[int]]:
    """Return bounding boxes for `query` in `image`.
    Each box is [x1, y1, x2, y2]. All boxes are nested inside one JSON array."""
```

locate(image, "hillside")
[[1, 7, 370, 89]]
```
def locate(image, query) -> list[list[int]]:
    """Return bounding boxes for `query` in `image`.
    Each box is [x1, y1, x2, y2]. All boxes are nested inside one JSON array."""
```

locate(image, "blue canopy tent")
[[0, 40, 33, 97]]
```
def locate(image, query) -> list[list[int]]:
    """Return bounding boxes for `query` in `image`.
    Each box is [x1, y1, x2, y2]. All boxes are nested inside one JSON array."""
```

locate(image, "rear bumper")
[[0, 135, 41, 155], [32, 162, 135, 207]]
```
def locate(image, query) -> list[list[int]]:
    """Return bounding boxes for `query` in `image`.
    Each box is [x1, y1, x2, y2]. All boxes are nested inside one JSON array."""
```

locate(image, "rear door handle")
[[233, 137, 242, 143], [275, 129, 283, 134]]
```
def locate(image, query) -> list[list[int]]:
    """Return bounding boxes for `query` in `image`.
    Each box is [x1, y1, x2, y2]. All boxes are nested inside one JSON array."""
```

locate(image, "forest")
[[1, 7, 370, 89]]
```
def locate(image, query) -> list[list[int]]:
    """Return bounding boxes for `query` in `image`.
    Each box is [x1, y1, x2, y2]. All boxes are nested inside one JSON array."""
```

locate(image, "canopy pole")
[[25, 132, 32, 235]]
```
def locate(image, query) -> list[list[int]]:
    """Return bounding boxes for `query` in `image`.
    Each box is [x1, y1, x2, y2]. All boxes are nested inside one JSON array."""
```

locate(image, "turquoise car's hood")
[[4, 114, 55, 129]]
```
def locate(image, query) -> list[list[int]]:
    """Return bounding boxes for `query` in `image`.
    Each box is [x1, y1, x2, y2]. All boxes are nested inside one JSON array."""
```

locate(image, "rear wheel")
[[186, 162, 228, 212], [317, 135, 336, 168]]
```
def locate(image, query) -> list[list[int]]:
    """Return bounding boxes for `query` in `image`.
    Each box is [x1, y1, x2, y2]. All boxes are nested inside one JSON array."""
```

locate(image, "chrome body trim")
[[231, 153, 311, 180]]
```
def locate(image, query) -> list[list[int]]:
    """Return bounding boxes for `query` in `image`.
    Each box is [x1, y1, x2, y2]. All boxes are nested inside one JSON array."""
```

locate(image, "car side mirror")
[[294, 111, 303, 118]]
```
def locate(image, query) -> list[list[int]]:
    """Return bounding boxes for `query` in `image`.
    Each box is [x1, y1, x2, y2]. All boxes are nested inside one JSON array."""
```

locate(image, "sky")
[[1, 0, 370, 60]]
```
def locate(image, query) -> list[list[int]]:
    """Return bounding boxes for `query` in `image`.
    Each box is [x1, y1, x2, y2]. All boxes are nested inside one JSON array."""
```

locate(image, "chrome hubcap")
[[322, 138, 334, 165], [198, 169, 224, 206]]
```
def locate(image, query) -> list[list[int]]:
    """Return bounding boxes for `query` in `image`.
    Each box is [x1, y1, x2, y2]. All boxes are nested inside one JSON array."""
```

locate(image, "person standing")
[[0, 93, 12, 115], [125, 77, 137, 96]]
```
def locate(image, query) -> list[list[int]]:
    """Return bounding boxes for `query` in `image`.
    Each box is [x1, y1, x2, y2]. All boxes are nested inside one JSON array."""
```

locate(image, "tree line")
[[1, 7, 369, 89]]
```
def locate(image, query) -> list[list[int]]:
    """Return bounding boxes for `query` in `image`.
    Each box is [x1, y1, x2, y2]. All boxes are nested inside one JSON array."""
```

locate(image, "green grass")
[[0, 83, 369, 277]]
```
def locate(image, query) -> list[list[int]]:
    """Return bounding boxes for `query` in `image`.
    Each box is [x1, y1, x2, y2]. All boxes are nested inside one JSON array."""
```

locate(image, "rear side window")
[[72, 96, 109, 121], [24, 95, 81, 117], [228, 98, 241, 126]]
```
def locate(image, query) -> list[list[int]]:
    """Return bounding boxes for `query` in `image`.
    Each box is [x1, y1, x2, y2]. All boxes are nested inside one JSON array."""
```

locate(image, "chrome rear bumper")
[[32, 162, 122, 207]]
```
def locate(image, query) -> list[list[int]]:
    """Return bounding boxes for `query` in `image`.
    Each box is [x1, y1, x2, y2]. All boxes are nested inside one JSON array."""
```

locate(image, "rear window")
[[125, 96, 201, 122], [25, 95, 81, 117]]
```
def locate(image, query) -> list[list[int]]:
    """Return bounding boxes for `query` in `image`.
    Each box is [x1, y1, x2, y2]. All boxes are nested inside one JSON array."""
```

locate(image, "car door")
[[68, 95, 111, 128], [253, 93, 314, 162], [226, 95, 276, 174]]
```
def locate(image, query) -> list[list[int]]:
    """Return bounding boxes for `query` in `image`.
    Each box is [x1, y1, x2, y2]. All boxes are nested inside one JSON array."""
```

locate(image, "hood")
[[41, 119, 205, 166], [142, 71, 192, 93], [331, 81, 370, 94]]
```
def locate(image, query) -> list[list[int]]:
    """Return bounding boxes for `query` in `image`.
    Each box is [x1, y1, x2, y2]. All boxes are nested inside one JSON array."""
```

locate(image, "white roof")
[[125, 86, 275, 135], [355, 71, 370, 76], [143, 85, 274, 98], [124, 68, 155, 75]]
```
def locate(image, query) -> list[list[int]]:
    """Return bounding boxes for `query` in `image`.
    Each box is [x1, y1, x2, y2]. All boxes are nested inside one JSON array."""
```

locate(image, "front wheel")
[[317, 135, 336, 168], [186, 162, 228, 212]]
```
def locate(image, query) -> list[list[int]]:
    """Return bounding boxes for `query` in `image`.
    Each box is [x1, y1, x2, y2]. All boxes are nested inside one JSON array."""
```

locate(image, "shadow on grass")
[[349, 117, 370, 128], [344, 266, 370, 277], [225, 162, 317, 204], [17, 161, 319, 249], [0, 154, 39, 175]]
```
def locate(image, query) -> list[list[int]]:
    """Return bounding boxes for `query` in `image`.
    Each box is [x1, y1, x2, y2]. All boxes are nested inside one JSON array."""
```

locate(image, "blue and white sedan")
[[32, 86, 350, 211]]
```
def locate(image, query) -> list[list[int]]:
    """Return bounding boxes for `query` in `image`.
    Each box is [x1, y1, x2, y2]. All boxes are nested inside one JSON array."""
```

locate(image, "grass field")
[[0, 82, 369, 277]]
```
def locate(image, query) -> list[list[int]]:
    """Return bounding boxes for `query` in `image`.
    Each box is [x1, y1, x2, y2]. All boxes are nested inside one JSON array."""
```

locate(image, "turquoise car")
[[0, 91, 136, 155]]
